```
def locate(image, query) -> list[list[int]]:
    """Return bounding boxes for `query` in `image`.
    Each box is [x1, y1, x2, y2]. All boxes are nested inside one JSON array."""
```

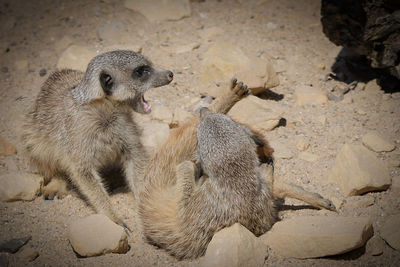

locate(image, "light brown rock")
[[68, 214, 129, 257], [57, 45, 97, 72], [298, 152, 319, 162], [264, 216, 373, 259], [330, 197, 344, 210], [380, 214, 400, 251], [199, 26, 223, 41], [343, 196, 375, 209], [0, 136, 17, 156], [294, 85, 328, 106], [0, 172, 43, 202], [172, 107, 192, 126], [234, 56, 280, 95], [362, 131, 395, 152], [364, 79, 381, 93], [140, 122, 170, 153], [366, 235, 385, 256], [199, 42, 279, 97], [296, 138, 310, 151], [124, 0, 191, 22], [328, 144, 391, 196], [97, 21, 131, 43], [173, 42, 200, 54], [269, 140, 293, 159], [151, 104, 173, 124], [17, 246, 39, 262], [200, 223, 265, 267], [227, 95, 282, 132]]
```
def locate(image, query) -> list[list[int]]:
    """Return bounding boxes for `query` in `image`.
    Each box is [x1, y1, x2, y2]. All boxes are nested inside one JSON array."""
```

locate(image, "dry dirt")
[[1, 0, 399, 266]]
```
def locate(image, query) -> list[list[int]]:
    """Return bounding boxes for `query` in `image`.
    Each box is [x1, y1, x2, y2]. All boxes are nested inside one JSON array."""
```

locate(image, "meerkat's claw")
[[230, 78, 238, 89], [119, 221, 132, 235], [231, 79, 249, 97]]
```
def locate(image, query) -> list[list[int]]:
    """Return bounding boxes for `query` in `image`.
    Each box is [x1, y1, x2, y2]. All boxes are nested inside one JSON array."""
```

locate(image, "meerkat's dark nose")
[[168, 71, 174, 81]]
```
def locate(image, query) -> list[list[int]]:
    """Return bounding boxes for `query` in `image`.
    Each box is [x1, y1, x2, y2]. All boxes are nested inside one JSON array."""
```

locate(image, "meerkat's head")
[[78, 50, 173, 113]]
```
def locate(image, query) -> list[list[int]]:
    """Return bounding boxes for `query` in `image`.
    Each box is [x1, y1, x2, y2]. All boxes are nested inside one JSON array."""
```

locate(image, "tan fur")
[[22, 50, 173, 229], [139, 79, 335, 260]]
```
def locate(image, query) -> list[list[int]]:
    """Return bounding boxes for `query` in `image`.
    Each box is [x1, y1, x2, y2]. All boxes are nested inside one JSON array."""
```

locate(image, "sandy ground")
[[0, 0, 399, 266]]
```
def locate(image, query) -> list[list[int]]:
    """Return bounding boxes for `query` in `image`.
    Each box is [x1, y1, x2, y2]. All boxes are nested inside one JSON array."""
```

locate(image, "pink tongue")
[[143, 99, 151, 113]]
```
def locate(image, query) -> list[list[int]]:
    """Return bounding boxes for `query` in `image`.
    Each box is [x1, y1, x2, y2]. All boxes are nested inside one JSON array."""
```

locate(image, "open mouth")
[[141, 95, 152, 113]]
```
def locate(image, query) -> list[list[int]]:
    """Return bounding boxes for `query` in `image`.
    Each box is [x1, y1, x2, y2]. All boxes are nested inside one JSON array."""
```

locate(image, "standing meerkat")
[[139, 79, 335, 260], [22, 50, 173, 229]]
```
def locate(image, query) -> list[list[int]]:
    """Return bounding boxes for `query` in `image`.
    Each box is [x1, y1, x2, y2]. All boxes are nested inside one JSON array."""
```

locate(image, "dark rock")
[[0, 236, 32, 253], [321, 0, 400, 69], [1, 67, 8, 73]]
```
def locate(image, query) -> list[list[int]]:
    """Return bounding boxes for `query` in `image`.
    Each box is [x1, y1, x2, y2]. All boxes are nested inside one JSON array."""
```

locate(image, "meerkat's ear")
[[199, 107, 213, 119], [100, 71, 114, 95]]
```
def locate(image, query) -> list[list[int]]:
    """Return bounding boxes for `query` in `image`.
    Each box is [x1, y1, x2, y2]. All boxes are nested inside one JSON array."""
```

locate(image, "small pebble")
[[39, 68, 47, 77]]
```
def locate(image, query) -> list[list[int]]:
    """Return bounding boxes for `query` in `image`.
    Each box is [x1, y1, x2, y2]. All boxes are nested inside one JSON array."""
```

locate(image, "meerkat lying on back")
[[22, 50, 173, 229], [139, 79, 335, 260]]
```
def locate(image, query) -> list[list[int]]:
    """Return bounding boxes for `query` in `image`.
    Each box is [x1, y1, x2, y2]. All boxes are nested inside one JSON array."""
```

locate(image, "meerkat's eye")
[[133, 65, 151, 79]]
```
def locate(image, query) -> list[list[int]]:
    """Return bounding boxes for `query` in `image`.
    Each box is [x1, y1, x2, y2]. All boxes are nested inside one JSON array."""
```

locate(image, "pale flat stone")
[[380, 214, 400, 251], [140, 122, 170, 153], [343, 196, 375, 209], [199, 26, 223, 41], [201, 223, 265, 267], [227, 95, 282, 133], [234, 56, 280, 95], [0, 173, 43, 202], [362, 131, 395, 152], [298, 152, 319, 162], [174, 42, 200, 54], [294, 85, 328, 106], [0, 136, 17, 156], [199, 42, 279, 97], [269, 140, 293, 159], [97, 21, 129, 43], [124, 0, 191, 22], [330, 197, 344, 210], [57, 45, 97, 72], [328, 144, 391, 196], [68, 214, 129, 257], [366, 235, 385, 256], [296, 138, 310, 151], [264, 216, 373, 259], [364, 79, 381, 93], [17, 246, 39, 262]]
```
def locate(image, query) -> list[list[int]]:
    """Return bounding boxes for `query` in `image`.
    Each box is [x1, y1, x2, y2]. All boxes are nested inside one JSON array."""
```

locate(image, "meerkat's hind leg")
[[273, 180, 336, 211], [259, 164, 336, 211], [69, 166, 132, 233], [176, 161, 198, 206]]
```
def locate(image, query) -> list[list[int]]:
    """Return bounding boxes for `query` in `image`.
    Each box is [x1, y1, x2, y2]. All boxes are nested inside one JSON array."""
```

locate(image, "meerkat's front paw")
[[230, 78, 251, 97], [42, 178, 69, 200]]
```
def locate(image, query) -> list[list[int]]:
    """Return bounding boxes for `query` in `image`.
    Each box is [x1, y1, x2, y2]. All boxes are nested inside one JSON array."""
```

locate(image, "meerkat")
[[22, 50, 173, 229], [139, 79, 335, 260]]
